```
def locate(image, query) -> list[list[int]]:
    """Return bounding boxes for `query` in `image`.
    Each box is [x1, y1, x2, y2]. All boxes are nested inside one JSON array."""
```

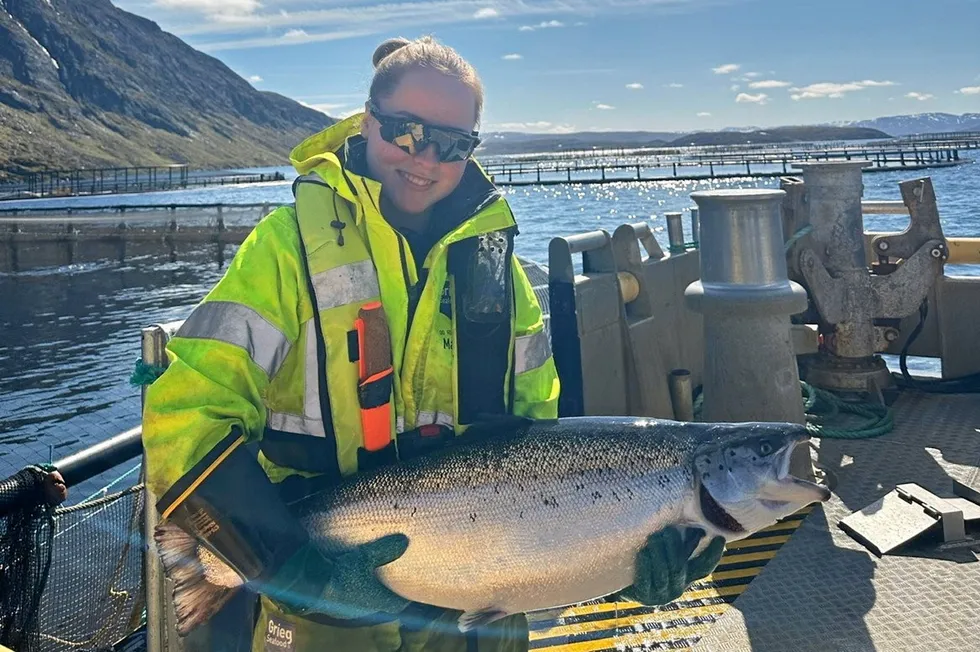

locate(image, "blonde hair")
[[369, 36, 484, 124]]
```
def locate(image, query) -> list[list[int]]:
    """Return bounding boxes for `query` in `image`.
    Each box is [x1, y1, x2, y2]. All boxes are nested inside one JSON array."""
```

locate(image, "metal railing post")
[[141, 326, 168, 652]]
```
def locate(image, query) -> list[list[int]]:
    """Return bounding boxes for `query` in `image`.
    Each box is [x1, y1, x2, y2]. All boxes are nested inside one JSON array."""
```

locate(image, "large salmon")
[[156, 417, 830, 634]]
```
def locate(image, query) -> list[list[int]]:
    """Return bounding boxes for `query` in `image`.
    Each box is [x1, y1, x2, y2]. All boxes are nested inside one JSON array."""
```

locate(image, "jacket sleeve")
[[510, 257, 560, 419], [142, 207, 315, 580]]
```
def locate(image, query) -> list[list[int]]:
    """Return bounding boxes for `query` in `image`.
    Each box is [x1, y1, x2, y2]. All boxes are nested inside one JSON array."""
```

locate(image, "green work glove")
[[261, 534, 410, 620], [617, 527, 726, 606]]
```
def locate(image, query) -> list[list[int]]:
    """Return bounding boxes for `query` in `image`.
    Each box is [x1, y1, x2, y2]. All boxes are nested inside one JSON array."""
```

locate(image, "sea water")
[[1, 162, 977, 497]]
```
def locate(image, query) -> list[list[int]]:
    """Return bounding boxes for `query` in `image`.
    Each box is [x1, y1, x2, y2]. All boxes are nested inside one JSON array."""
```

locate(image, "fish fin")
[[154, 523, 243, 637], [457, 608, 508, 632]]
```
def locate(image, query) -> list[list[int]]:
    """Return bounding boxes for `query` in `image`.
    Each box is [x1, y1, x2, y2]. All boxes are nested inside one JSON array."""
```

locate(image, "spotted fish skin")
[[291, 416, 819, 620]]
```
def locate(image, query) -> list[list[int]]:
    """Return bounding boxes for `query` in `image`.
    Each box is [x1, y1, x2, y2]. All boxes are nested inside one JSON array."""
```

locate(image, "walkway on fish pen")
[[483, 147, 969, 186]]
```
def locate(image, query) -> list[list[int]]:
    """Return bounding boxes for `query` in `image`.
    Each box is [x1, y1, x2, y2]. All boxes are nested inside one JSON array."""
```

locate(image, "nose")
[[413, 143, 441, 168]]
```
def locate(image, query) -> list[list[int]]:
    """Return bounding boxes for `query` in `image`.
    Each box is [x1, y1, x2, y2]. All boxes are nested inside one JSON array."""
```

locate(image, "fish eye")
[[759, 442, 773, 456]]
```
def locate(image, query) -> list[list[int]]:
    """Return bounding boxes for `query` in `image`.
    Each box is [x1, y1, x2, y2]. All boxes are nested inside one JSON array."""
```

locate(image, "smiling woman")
[[140, 35, 562, 652]]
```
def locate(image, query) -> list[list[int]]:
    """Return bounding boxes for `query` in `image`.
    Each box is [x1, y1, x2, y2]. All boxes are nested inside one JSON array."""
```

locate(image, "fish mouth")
[[758, 439, 832, 507]]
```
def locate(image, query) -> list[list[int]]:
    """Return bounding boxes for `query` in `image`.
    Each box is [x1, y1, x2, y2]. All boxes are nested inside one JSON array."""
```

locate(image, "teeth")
[[401, 171, 433, 187]]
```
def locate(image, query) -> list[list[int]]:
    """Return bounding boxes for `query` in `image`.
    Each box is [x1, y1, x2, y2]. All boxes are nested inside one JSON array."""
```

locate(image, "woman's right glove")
[[616, 526, 726, 606]]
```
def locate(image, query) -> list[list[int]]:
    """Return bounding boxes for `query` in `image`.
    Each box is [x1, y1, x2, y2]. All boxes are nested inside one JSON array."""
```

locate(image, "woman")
[[143, 36, 721, 652], [143, 36, 559, 652]]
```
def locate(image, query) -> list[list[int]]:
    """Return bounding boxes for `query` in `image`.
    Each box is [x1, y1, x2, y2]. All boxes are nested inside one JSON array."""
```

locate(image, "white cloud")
[[749, 79, 790, 89], [697, 111, 712, 117], [713, 63, 740, 75], [146, 0, 745, 51], [488, 121, 576, 133], [735, 92, 769, 104], [790, 80, 897, 100], [665, 82, 684, 88], [730, 84, 740, 92], [519, 19, 564, 30], [956, 86, 980, 95], [247, 75, 263, 82], [300, 101, 351, 115], [502, 53, 523, 60], [594, 102, 615, 110], [283, 28, 309, 40], [743, 72, 760, 78], [154, 0, 259, 18], [626, 82, 644, 90], [905, 92, 933, 101]]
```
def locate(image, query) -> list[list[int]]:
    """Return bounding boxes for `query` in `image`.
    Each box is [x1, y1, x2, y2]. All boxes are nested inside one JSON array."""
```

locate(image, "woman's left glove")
[[617, 526, 726, 606]]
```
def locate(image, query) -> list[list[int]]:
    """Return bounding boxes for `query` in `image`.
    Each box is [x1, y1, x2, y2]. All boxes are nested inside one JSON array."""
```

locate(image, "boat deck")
[[528, 388, 980, 652]]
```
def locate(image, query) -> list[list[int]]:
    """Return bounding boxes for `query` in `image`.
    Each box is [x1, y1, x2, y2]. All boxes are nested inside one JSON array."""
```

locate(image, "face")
[[693, 423, 831, 540], [362, 67, 478, 217]]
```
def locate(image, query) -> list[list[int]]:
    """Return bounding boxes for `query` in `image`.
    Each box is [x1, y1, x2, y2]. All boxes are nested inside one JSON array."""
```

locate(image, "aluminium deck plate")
[[691, 390, 980, 652]]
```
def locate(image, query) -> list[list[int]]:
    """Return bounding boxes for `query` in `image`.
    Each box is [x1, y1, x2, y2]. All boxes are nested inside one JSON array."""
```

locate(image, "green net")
[[0, 468, 146, 652]]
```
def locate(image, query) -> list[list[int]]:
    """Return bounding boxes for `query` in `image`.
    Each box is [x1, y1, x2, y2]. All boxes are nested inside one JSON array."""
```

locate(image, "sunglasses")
[[368, 101, 481, 163]]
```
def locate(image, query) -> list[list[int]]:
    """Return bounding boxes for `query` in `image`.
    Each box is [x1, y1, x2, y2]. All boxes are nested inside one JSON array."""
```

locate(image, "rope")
[[669, 242, 699, 254], [129, 358, 166, 387], [785, 224, 814, 253], [692, 380, 893, 439]]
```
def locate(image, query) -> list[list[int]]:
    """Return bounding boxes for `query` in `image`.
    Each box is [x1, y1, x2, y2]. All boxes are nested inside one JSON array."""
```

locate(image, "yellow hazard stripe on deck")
[[528, 507, 812, 651]]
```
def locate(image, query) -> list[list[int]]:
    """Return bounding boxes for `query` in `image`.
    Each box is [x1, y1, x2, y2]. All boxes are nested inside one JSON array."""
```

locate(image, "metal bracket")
[[870, 178, 947, 261], [799, 240, 945, 325], [839, 482, 980, 557]]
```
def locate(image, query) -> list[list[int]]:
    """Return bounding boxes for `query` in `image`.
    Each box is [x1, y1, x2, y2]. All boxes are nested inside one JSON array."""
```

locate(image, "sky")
[[113, 0, 980, 133]]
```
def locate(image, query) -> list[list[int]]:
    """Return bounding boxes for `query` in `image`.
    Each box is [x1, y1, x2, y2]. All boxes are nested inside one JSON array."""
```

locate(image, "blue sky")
[[115, 0, 980, 133]]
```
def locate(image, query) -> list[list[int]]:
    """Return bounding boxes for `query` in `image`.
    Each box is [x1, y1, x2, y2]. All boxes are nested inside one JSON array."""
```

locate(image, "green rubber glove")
[[261, 534, 410, 620], [617, 527, 726, 606]]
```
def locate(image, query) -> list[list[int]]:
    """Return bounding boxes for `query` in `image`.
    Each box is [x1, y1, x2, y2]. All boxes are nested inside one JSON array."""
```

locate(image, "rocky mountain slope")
[[0, 0, 334, 179]]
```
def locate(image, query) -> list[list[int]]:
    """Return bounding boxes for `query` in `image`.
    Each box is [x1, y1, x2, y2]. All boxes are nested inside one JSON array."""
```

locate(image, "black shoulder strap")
[[449, 227, 516, 424]]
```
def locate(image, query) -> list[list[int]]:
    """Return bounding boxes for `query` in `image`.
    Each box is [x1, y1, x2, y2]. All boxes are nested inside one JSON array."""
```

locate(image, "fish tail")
[[153, 522, 243, 636]]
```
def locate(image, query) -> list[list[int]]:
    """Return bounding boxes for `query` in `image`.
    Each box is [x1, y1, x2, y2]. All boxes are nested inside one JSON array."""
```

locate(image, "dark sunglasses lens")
[[429, 130, 476, 162], [377, 116, 476, 162]]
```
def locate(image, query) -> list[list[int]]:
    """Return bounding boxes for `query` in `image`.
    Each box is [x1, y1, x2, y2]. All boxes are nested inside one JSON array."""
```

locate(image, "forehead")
[[379, 67, 477, 132]]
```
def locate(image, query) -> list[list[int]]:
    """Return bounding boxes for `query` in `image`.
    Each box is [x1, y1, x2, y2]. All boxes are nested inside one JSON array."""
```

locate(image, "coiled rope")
[[694, 380, 893, 439]]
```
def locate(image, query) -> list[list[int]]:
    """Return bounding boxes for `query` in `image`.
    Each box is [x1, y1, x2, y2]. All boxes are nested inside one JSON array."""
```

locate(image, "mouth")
[[758, 440, 832, 506], [398, 170, 436, 190]]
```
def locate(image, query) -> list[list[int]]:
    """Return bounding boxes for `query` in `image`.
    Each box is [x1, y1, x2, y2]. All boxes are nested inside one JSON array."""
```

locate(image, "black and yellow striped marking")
[[526, 508, 812, 652]]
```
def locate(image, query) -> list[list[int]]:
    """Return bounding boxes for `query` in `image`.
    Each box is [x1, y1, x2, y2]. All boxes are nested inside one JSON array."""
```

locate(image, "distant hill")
[[669, 126, 891, 147], [0, 0, 335, 179], [478, 131, 676, 156], [835, 113, 980, 137], [477, 126, 890, 156]]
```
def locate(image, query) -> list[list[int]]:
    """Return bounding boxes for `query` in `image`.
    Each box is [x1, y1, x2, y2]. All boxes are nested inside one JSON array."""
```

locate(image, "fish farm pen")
[[0, 165, 287, 201], [481, 142, 974, 186]]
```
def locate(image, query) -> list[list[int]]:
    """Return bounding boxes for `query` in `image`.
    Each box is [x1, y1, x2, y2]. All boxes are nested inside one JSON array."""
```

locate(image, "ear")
[[360, 102, 371, 138]]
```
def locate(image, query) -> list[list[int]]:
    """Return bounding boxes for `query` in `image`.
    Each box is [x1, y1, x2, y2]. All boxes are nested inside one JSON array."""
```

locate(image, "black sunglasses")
[[368, 101, 481, 163]]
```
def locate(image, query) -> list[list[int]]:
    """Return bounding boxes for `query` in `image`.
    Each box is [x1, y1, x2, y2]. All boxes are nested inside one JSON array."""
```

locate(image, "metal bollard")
[[690, 207, 700, 247], [665, 211, 685, 253], [685, 189, 808, 426]]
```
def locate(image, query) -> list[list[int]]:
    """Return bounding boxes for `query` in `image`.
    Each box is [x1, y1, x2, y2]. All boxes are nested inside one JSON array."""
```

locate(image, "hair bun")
[[372, 37, 411, 68]]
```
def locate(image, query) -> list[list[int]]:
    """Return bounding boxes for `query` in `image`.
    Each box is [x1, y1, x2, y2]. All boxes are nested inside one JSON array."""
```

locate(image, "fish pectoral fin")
[[154, 523, 243, 637], [457, 608, 508, 632]]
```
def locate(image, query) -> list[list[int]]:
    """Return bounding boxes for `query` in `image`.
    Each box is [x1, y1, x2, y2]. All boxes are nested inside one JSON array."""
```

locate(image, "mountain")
[[835, 113, 980, 137], [669, 126, 891, 147], [478, 130, 679, 156], [0, 0, 335, 179], [477, 126, 890, 156]]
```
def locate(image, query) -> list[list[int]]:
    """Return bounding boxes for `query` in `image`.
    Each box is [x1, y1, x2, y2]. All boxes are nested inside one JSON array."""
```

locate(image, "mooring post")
[[665, 212, 685, 253], [685, 189, 808, 427]]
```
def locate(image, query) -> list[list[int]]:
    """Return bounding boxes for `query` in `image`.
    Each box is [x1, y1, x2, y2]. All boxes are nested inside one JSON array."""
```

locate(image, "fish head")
[[690, 422, 831, 539]]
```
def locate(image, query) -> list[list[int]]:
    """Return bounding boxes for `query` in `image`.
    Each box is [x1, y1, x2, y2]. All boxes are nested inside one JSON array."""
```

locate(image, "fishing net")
[[0, 467, 147, 652], [0, 467, 55, 652]]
